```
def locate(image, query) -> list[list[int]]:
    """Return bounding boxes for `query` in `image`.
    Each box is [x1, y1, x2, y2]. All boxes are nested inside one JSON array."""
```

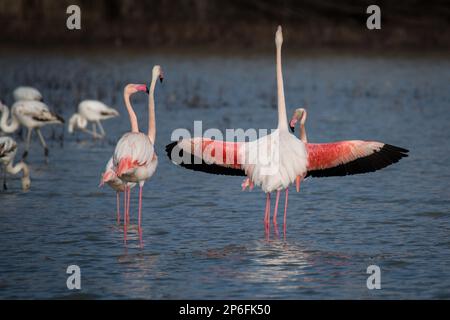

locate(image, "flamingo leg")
[[92, 123, 97, 139], [116, 192, 120, 225], [264, 193, 271, 230], [138, 185, 143, 247], [2, 166, 7, 191], [22, 128, 32, 160], [36, 128, 49, 163], [127, 186, 131, 224], [96, 120, 106, 137], [273, 190, 281, 225], [123, 187, 128, 244], [283, 188, 289, 235]]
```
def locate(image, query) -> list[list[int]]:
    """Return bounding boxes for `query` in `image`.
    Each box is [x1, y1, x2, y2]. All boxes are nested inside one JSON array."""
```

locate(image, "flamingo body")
[[0, 136, 31, 191], [114, 132, 156, 184], [13, 86, 43, 101]]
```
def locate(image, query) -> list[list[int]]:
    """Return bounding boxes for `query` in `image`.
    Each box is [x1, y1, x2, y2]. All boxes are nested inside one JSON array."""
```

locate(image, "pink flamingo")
[[166, 27, 408, 234], [114, 66, 163, 245], [99, 157, 136, 225]]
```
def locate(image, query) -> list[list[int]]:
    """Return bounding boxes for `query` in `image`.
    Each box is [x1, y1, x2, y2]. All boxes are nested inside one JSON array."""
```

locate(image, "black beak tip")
[[289, 125, 295, 133], [145, 87, 150, 94], [160, 77, 164, 83]]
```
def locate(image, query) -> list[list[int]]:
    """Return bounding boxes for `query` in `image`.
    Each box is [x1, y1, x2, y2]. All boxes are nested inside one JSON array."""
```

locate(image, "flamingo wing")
[[13, 101, 64, 124], [0, 137, 17, 158], [306, 141, 409, 177], [165, 138, 246, 176]]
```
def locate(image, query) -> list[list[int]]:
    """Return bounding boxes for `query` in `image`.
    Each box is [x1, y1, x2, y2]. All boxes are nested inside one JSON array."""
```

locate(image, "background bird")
[[0, 136, 31, 191], [0, 100, 64, 162], [68, 100, 119, 139]]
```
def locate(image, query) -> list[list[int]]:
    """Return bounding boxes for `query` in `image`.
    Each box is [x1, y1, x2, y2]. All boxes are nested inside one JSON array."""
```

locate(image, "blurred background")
[[0, 0, 449, 50]]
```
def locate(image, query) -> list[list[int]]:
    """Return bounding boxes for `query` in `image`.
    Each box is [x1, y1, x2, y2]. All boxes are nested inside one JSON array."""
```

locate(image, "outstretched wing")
[[165, 138, 246, 176], [306, 141, 409, 177]]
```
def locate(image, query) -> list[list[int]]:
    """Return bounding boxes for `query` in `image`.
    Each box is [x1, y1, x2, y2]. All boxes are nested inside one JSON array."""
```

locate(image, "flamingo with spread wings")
[[166, 26, 409, 234]]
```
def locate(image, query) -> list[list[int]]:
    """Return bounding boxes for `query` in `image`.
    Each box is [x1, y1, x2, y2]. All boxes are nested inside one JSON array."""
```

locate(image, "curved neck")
[[300, 112, 308, 143], [276, 44, 288, 131], [7, 161, 29, 178], [124, 92, 139, 133], [0, 106, 20, 133], [148, 78, 157, 143]]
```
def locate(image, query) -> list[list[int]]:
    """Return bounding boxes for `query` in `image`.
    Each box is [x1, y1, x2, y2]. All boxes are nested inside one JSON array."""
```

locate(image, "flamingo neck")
[[276, 44, 288, 131], [300, 123, 308, 143], [7, 161, 29, 178], [300, 112, 308, 143], [124, 92, 139, 133], [0, 106, 19, 133], [148, 77, 157, 144]]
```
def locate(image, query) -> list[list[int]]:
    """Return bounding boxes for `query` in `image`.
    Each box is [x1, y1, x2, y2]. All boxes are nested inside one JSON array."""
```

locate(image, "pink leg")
[[138, 185, 143, 247], [126, 186, 131, 224], [123, 187, 127, 244], [283, 188, 289, 235], [264, 193, 271, 225], [273, 190, 280, 225], [116, 192, 120, 225]]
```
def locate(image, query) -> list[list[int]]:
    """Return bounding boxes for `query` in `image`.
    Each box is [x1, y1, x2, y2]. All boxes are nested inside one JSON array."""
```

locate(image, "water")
[[0, 51, 449, 299]]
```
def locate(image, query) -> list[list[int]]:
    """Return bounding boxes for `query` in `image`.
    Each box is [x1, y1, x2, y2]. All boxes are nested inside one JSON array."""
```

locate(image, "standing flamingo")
[[165, 26, 409, 234], [100, 157, 136, 225], [166, 26, 308, 232], [0, 100, 64, 162], [13, 86, 43, 101], [113, 66, 163, 245], [68, 100, 119, 139], [0, 136, 31, 191]]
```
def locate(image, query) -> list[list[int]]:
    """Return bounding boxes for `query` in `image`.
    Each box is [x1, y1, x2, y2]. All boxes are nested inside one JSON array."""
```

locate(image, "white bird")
[[166, 26, 308, 232], [13, 86, 43, 101], [0, 100, 64, 162], [113, 66, 163, 245], [0, 136, 31, 191], [68, 100, 120, 139], [100, 157, 136, 225], [166, 26, 408, 235]]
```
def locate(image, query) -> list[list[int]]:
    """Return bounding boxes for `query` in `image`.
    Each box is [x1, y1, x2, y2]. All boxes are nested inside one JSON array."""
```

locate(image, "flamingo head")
[[275, 25, 283, 48], [152, 65, 164, 83], [21, 173, 31, 192], [99, 170, 115, 187], [125, 84, 149, 96], [289, 108, 307, 132]]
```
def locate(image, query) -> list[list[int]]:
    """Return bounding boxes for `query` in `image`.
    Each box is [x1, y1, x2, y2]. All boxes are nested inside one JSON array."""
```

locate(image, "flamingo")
[[100, 157, 136, 225], [113, 66, 163, 245], [68, 100, 120, 139], [0, 136, 31, 191], [0, 100, 64, 162], [165, 26, 409, 234], [13, 86, 43, 101], [166, 26, 308, 232]]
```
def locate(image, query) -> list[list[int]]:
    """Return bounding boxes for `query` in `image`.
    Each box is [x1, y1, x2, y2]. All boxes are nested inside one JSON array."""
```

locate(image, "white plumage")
[[113, 132, 156, 184], [0, 100, 64, 161], [241, 129, 307, 193], [13, 86, 43, 101], [0, 136, 31, 191], [68, 100, 119, 138]]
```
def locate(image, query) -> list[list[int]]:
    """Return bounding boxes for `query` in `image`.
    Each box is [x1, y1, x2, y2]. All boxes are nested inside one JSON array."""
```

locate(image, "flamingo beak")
[[145, 86, 150, 94], [289, 119, 297, 133]]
